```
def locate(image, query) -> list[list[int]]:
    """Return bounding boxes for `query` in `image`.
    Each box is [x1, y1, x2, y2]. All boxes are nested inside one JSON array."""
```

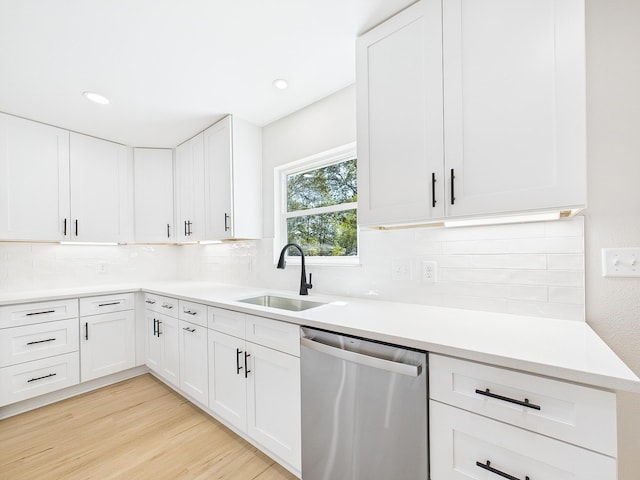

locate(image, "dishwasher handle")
[[301, 336, 422, 377]]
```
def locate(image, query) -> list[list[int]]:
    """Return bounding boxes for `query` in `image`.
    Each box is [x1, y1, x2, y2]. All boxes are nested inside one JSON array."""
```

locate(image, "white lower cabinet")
[[429, 353, 618, 480], [80, 309, 135, 382], [430, 401, 616, 479], [146, 311, 180, 387], [0, 298, 80, 407], [207, 307, 301, 471], [179, 319, 208, 405]]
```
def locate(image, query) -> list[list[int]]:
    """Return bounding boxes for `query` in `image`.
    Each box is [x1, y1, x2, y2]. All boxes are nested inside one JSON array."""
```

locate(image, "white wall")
[[584, 1, 640, 477]]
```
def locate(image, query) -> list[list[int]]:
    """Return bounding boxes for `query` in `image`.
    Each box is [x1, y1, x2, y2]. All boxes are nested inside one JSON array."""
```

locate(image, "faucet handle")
[[307, 273, 313, 289]]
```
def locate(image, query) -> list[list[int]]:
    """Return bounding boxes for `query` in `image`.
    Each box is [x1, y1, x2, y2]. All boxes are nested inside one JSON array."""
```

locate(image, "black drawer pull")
[[244, 352, 251, 378], [63, 218, 67, 236], [475, 388, 541, 410], [184, 310, 197, 316], [145, 299, 156, 305], [450, 168, 456, 205], [431, 172, 437, 208], [85, 322, 89, 340], [98, 302, 121, 307], [153, 318, 158, 336], [476, 460, 529, 480], [26, 338, 56, 346], [236, 348, 243, 375], [167, 223, 170, 239], [26, 310, 55, 316], [224, 213, 230, 231], [162, 304, 174, 309], [182, 327, 196, 333], [157, 320, 162, 336], [27, 372, 57, 383]]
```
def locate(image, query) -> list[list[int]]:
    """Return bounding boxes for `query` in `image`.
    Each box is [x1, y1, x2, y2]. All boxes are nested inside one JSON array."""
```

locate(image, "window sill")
[[279, 256, 361, 267]]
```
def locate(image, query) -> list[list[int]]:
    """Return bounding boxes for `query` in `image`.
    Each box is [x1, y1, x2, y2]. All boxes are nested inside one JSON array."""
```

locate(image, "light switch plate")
[[602, 248, 640, 277]]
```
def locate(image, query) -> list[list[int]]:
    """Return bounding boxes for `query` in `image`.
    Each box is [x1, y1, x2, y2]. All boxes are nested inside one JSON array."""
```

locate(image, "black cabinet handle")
[[224, 213, 230, 232], [475, 388, 541, 410], [236, 348, 243, 375], [145, 299, 156, 305], [26, 338, 56, 346], [450, 168, 456, 205], [162, 303, 174, 310], [26, 310, 55, 316], [188, 221, 193, 236], [63, 218, 67, 236], [244, 351, 251, 378], [167, 223, 170, 239], [75, 219, 79, 236], [432, 172, 437, 208], [98, 302, 120, 307], [184, 220, 188, 237], [183, 310, 197, 316], [476, 460, 529, 480], [182, 326, 196, 333], [153, 318, 157, 336], [84, 322, 89, 340], [27, 372, 57, 383], [157, 320, 162, 336]]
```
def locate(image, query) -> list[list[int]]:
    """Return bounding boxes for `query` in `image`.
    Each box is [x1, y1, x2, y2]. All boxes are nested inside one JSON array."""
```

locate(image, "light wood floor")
[[0, 374, 299, 480]]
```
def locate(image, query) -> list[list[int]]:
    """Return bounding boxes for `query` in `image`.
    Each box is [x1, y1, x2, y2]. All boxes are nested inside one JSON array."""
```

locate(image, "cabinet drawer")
[[246, 315, 300, 357], [179, 300, 207, 327], [79, 293, 134, 316], [430, 401, 616, 480], [144, 294, 178, 316], [0, 299, 78, 329], [429, 354, 617, 456], [0, 352, 80, 407], [208, 307, 246, 338], [0, 318, 79, 367]]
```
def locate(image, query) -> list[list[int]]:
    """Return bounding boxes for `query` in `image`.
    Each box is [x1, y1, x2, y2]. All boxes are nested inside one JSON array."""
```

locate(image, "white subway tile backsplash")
[[470, 254, 547, 270], [548, 254, 584, 271], [506, 300, 584, 321], [549, 286, 584, 305]]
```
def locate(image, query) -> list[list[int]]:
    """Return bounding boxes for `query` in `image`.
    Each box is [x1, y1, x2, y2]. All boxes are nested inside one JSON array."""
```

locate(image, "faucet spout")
[[277, 243, 313, 295]]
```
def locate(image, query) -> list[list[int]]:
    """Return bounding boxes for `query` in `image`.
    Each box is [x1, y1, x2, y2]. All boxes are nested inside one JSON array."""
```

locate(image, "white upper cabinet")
[[357, 0, 586, 226], [175, 132, 204, 242], [357, 1, 444, 226], [203, 115, 262, 240], [0, 113, 70, 241], [443, 0, 586, 217], [69, 133, 130, 242], [134, 148, 174, 243]]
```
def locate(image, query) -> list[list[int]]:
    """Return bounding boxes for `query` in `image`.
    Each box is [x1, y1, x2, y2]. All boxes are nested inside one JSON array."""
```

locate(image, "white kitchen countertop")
[[2, 281, 639, 393]]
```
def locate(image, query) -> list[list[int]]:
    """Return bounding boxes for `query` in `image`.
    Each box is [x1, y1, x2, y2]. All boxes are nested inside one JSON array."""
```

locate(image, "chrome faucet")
[[277, 243, 312, 295]]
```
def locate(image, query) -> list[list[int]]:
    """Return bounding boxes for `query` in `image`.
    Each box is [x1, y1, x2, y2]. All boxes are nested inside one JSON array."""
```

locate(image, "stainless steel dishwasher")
[[300, 327, 428, 480]]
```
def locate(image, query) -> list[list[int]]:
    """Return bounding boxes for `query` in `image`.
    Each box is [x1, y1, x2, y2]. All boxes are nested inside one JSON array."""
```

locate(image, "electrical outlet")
[[392, 259, 412, 281], [422, 261, 437, 283]]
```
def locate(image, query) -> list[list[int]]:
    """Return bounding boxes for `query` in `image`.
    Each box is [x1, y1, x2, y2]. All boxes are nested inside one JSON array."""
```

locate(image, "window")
[[275, 143, 358, 263]]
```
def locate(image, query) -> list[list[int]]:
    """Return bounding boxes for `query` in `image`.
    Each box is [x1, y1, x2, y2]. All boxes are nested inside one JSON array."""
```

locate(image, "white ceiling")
[[0, 0, 415, 148]]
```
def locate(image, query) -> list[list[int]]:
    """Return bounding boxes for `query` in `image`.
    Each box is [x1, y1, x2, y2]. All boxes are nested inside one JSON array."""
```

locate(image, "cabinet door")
[[203, 116, 233, 239], [146, 310, 163, 373], [157, 313, 179, 387], [175, 133, 204, 242], [208, 329, 247, 431], [247, 342, 301, 471], [134, 148, 174, 243], [430, 401, 616, 480], [80, 310, 135, 382], [0, 113, 70, 241], [69, 133, 129, 242], [203, 115, 262, 240], [443, 0, 586, 217], [179, 320, 208, 405], [356, 1, 444, 226]]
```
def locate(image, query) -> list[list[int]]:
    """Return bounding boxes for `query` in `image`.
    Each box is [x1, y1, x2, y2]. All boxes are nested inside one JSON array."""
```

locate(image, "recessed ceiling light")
[[83, 91, 110, 105], [272, 78, 288, 90]]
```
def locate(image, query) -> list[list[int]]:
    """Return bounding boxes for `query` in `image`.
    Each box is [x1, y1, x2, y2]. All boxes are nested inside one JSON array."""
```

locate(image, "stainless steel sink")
[[238, 295, 326, 311]]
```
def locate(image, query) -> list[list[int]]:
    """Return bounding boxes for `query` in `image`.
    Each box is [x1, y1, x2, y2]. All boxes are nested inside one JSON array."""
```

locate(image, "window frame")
[[273, 142, 359, 266]]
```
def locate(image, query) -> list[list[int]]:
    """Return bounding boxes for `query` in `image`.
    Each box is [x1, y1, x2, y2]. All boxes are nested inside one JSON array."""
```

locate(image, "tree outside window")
[[281, 153, 357, 259]]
